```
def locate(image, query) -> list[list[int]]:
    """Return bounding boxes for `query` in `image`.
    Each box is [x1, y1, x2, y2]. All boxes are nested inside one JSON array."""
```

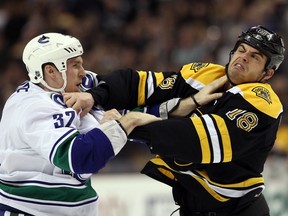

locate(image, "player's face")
[[65, 56, 86, 92], [227, 43, 268, 85]]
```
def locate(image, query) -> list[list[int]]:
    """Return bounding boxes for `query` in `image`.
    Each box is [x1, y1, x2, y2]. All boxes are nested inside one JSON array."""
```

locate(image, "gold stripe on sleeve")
[[154, 72, 164, 87], [191, 117, 211, 163], [137, 71, 148, 106], [212, 114, 232, 162]]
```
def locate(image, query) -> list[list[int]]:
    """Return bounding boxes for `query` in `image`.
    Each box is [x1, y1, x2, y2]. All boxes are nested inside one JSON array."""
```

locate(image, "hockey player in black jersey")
[[63, 25, 285, 216]]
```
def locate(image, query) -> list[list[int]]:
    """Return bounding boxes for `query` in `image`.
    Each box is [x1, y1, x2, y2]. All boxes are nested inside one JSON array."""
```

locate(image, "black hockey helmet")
[[231, 25, 285, 71]]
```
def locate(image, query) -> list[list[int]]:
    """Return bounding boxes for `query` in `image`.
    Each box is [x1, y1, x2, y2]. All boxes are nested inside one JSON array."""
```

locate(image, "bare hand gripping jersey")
[[0, 71, 127, 216]]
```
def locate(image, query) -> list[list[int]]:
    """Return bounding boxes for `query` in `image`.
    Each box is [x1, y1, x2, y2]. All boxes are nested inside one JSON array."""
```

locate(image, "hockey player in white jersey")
[[0, 33, 160, 216]]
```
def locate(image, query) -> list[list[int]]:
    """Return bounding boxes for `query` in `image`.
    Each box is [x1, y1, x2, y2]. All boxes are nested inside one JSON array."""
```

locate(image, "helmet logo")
[[38, 35, 50, 44], [256, 28, 269, 36]]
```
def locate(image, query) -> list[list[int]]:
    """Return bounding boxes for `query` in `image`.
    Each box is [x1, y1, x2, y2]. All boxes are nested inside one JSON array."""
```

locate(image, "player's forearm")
[[169, 76, 227, 117], [118, 111, 161, 135], [169, 97, 198, 117]]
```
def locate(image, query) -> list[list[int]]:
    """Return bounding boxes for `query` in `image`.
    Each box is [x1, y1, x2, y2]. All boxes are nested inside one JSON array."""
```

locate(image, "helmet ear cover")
[[231, 25, 285, 71]]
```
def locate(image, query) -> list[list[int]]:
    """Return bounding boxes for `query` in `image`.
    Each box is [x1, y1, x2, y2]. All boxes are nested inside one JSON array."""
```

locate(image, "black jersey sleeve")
[[87, 68, 140, 110], [86, 63, 226, 110], [130, 83, 283, 172]]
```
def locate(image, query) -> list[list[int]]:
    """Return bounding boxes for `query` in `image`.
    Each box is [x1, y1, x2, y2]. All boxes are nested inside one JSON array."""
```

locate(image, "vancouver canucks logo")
[[252, 86, 272, 104], [50, 93, 67, 107], [80, 73, 94, 91], [38, 35, 50, 44], [190, 63, 209, 72]]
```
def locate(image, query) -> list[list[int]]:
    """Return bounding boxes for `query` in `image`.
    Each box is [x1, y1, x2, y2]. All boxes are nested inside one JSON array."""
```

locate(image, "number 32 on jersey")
[[53, 111, 76, 128]]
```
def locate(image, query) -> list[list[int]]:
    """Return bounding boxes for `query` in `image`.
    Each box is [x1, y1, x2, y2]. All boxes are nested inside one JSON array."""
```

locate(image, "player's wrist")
[[191, 94, 201, 108]]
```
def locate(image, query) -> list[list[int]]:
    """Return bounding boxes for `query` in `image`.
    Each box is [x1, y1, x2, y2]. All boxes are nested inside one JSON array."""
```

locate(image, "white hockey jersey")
[[0, 72, 127, 216]]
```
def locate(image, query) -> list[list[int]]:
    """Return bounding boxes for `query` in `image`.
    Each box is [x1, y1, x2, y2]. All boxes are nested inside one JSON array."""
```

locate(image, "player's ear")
[[43, 64, 57, 79], [263, 68, 274, 82]]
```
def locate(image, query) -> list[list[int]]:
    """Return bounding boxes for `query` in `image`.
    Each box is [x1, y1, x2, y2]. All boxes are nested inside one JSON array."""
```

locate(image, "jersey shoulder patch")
[[180, 63, 226, 88], [251, 86, 272, 104], [229, 83, 282, 118], [190, 62, 210, 72]]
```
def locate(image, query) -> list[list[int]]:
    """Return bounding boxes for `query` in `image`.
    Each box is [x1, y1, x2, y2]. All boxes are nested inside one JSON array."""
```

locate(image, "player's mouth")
[[233, 62, 245, 71]]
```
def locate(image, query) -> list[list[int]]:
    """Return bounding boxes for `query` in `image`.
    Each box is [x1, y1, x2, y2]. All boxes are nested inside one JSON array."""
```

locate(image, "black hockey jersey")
[[89, 63, 282, 207]]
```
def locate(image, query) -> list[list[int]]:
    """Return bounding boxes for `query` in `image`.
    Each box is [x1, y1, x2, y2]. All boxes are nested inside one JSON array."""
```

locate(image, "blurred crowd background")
[[1, 0, 288, 215], [0, 0, 287, 172]]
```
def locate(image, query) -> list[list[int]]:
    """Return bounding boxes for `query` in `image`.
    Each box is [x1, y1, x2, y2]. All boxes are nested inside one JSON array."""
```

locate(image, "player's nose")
[[79, 66, 86, 78]]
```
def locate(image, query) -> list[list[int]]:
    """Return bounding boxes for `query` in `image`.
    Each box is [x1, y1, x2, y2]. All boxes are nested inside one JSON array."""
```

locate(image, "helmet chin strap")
[[40, 72, 67, 93], [225, 51, 237, 86], [225, 63, 237, 86]]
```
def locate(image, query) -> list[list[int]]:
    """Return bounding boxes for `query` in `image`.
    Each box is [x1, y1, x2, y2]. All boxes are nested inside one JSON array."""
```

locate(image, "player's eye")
[[237, 47, 245, 53]]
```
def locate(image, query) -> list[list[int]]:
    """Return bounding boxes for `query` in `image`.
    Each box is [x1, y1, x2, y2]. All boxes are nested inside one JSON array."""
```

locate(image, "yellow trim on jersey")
[[180, 63, 198, 80], [191, 117, 211, 163], [154, 72, 164, 87], [180, 63, 226, 86], [136, 71, 164, 106], [234, 83, 282, 119], [196, 170, 264, 189], [192, 176, 230, 202], [149, 157, 264, 201], [174, 161, 193, 166], [158, 167, 176, 180], [211, 114, 232, 162], [150, 157, 229, 202], [137, 71, 148, 105]]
